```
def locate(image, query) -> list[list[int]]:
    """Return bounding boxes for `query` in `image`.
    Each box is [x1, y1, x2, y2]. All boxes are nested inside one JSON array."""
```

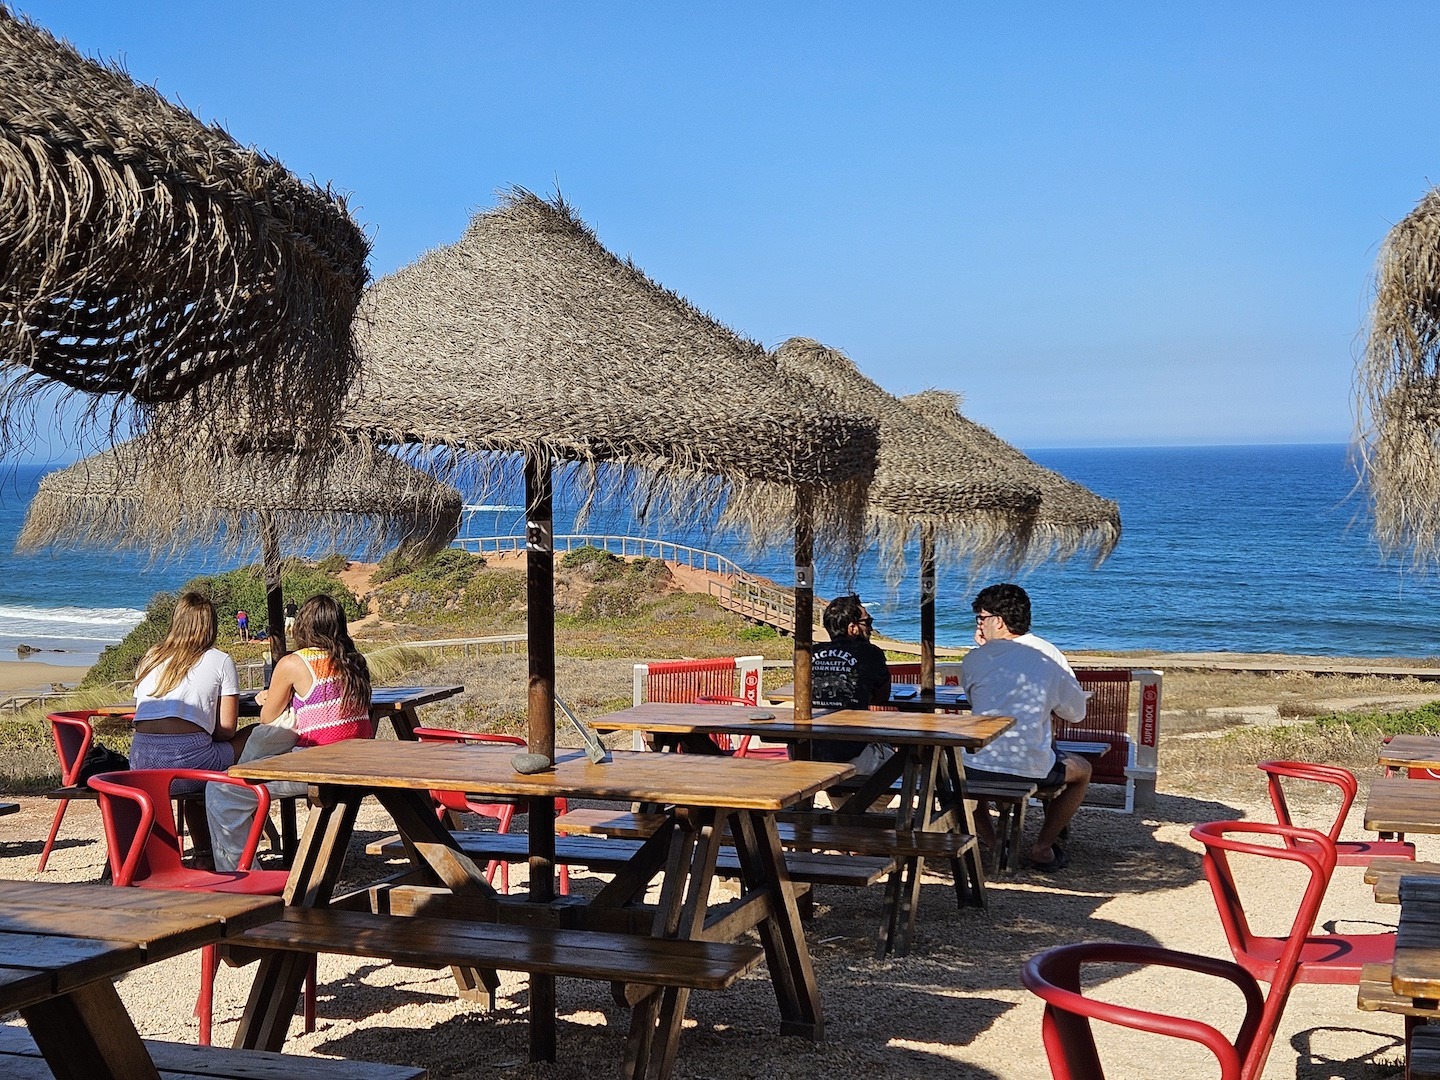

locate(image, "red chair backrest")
[[89, 769, 271, 885], [1256, 760, 1357, 846], [1022, 941, 1264, 1080], [1070, 670, 1132, 782], [47, 711, 97, 784], [413, 727, 527, 817], [1189, 820, 1336, 1079], [645, 658, 751, 706]]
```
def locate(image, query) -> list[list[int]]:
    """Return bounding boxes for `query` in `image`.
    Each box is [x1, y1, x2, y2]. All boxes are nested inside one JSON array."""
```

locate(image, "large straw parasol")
[[350, 192, 878, 1025], [0, 5, 369, 457], [771, 338, 1119, 690], [17, 438, 462, 658], [1358, 186, 1440, 564]]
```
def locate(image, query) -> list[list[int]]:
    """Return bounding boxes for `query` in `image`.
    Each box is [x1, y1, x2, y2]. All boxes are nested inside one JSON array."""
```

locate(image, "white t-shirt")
[[133, 647, 239, 734], [1014, 632, 1075, 675], [962, 637, 1088, 779]]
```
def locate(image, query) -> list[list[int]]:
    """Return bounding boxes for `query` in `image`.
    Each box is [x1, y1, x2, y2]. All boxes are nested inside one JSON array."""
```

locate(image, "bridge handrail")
[[452, 534, 745, 578]]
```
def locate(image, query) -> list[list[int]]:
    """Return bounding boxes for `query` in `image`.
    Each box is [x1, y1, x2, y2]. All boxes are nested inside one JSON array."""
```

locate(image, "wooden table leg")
[[944, 748, 987, 907], [727, 809, 823, 1041], [877, 748, 932, 958], [235, 787, 360, 1052], [22, 979, 160, 1080], [625, 808, 725, 1080], [388, 704, 421, 740]]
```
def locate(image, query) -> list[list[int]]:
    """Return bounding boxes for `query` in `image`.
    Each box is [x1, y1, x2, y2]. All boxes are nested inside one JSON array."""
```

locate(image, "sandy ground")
[[0, 658, 90, 694], [0, 780, 1415, 1079]]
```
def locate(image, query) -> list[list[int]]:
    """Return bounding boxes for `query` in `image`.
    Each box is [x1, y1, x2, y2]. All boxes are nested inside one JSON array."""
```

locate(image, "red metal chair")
[[1022, 941, 1265, 1080], [693, 695, 790, 760], [1191, 820, 1395, 1078], [1258, 760, 1416, 866], [411, 727, 569, 895], [88, 768, 315, 1045], [37, 710, 97, 870]]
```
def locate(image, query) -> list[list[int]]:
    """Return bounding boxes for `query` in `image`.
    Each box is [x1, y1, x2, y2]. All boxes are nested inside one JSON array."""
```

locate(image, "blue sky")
[[14, 1, 1440, 448]]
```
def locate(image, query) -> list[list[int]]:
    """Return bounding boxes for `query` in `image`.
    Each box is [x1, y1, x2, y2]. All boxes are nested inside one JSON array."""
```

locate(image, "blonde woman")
[[132, 591, 253, 781]]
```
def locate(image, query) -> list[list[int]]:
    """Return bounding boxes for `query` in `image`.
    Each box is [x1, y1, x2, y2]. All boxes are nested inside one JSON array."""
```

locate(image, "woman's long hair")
[[291, 594, 371, 716], [134, 591, 218, 695]]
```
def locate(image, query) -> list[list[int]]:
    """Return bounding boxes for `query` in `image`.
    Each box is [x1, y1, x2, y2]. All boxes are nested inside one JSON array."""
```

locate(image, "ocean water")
[[1, 445, 1436, 665]]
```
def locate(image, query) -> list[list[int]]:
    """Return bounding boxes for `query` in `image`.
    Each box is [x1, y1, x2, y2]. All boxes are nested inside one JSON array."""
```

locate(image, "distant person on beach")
[[961, 583, 1090, 873], [132, 591, 252, 867], [208, 594, 374, 871], [235, 609, 249, 641], [284, 601, 297, 639], [809, 593, 892, 773]]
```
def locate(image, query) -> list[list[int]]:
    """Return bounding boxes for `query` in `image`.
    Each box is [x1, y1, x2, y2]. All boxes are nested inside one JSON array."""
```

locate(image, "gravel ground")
[[0, 783, 1414, 1080]]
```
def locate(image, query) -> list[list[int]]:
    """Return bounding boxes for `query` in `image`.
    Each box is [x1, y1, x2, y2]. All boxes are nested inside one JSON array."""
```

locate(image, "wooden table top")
[[1379, 735, 1440, 771], [0, 880, 280, 1014], [232, 741, 852, 811], [239, 683, 464, 717], [1392, 876, 1440, 999], [1364, 777, 1440, 835], [590, 701, 1012, 749]]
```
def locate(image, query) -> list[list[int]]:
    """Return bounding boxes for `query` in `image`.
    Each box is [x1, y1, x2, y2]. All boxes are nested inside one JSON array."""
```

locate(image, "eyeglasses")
[[859, 617, 874, 627], [975, 613, 1002, 625]]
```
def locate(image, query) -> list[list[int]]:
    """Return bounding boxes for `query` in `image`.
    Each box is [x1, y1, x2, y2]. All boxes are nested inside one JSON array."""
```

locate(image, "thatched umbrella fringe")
[[0, 5, 369, 455]]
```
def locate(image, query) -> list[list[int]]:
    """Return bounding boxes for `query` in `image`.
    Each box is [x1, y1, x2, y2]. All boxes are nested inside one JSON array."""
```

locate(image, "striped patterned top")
[[291, 647, 373, 748]]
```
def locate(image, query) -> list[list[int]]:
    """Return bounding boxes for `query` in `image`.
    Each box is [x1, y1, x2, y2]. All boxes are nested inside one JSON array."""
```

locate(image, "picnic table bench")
[[366, 827, 896, 888], [0, 800, 16, 816]]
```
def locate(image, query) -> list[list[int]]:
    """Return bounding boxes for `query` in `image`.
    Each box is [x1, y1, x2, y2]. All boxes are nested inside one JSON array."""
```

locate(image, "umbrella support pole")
[[524, 455, 558, 1063], [919, 528, 936, 695], [792, 483, 815, 730], [260, 514, 286, 668]]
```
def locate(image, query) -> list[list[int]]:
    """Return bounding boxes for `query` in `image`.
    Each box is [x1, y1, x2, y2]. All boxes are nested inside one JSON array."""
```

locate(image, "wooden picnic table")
[[589, 701, 1014, 957], [238, 683, 464, 739], [764, 681, 970, 712], [1364, 777, 1440, 835], [1390, 876, 1440, 1001], [230, 740, 849, 1080], [0, 879, 280, 1079], [1379, 734, 1440, 773]]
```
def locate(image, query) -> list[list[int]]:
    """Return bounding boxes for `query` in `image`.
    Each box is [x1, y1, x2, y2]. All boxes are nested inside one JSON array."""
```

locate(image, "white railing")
[[452, 534, 743, 578]]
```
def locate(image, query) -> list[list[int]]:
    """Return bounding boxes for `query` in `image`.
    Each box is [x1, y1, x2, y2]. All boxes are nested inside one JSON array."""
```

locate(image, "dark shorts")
[[965, 759, 1067, 791]]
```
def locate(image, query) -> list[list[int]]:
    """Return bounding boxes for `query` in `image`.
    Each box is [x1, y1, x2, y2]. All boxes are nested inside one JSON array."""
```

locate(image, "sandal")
[[1028, 845, 1070, 874]]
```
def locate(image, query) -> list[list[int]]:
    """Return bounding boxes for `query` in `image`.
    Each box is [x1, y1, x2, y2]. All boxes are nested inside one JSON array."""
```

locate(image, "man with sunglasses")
[[809, 592, 892, 772], [962, 583, 1090, 872]]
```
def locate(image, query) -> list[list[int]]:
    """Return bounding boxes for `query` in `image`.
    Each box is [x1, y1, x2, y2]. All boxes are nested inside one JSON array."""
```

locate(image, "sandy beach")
[[0, 657, 90, 694]]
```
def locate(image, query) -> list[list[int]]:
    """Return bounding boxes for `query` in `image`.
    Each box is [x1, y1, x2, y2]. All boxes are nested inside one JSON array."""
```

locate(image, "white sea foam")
[[0, 604, 146, 641]]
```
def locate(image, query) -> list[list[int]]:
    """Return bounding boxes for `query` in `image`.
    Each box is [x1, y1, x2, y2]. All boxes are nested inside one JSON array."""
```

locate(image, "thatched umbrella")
[[17, 438, 461, 659], [1358, 187, 1440, 564], [768, 337, 1119, 691], [349, 191, 878, 1020], [0, 5, 369, 458]]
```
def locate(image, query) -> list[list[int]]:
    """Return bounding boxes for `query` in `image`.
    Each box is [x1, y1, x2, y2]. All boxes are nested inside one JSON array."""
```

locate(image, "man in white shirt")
[[961, 583, 1090, 872]]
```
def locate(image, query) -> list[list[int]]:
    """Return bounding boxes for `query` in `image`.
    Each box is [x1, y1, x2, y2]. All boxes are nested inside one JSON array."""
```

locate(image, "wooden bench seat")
[[1359, 961, 1440, 1017], [553, 808, 975, 860], [1366, 858, 1440, 904], [963, 779, 1045, 874], [0, 1024, 426, 1079], [240, 907, 764, 992], [366, 831, 895, 889], [0, 801, 17, 817], [1414, 1025, 1440, 1080]]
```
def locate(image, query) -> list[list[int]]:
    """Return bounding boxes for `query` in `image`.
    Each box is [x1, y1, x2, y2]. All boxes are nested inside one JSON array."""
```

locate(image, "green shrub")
[[578, 578, 650, 619], [464, 569, 526, 614], [315, 552, 350, 574], [371, 548, 485, 616], [560, 545, 624, 581], [1312, 701, 1440, 737], [738, 622, 780, 642]]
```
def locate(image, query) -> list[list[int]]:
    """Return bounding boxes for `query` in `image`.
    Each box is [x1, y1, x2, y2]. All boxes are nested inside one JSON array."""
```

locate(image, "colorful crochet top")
[[291, 647, 373, 747]]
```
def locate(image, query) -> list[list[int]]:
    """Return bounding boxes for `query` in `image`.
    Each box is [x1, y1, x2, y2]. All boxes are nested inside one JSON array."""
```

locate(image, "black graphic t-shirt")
[[809, 636, 891, 762]]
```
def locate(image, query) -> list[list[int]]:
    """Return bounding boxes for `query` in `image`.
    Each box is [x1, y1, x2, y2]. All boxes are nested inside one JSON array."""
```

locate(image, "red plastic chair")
[[37, 710, 98, 870], [88, 768, 315, 1045], [1190, 820, 1394, 1078], [1258, 760, 1416, 865], [411, 727, 569, 895], [1022, 941, 1265, 1080]]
